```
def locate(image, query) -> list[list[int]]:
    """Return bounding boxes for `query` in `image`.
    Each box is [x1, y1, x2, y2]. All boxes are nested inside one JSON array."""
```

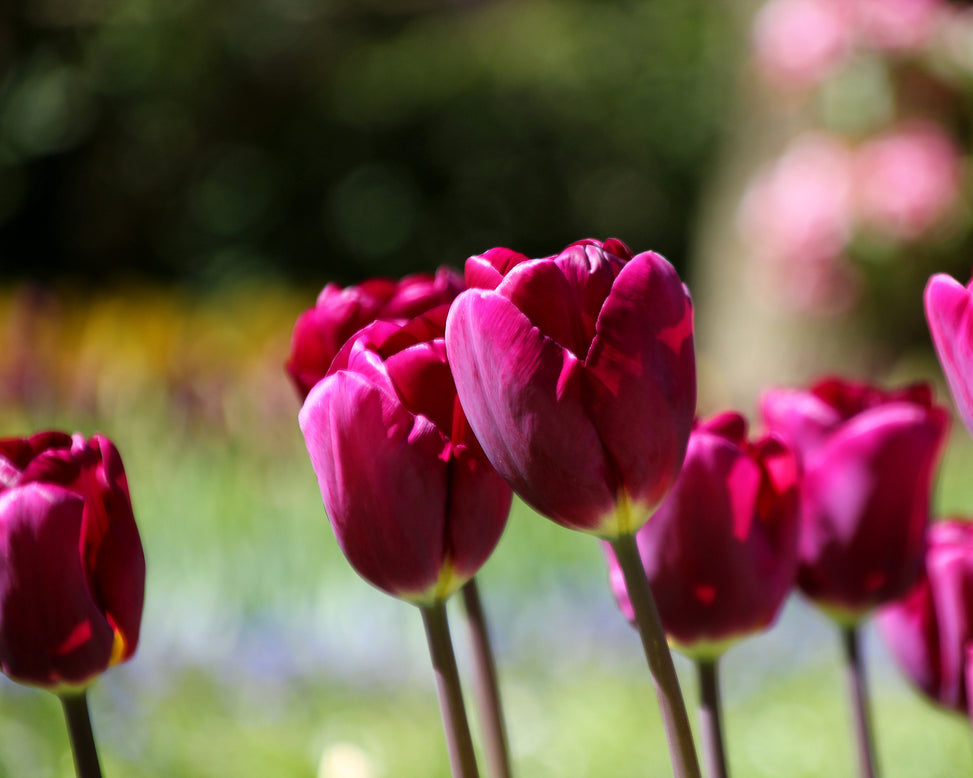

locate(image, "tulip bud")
[[0, 432, 145, 692], [761, 377, 948, 623], [878, 519, 973, 718], [299, 306, 511, 605], [605, 412, 800, 658], [286, 268, 464, 401], [445, 238, 697, 538]]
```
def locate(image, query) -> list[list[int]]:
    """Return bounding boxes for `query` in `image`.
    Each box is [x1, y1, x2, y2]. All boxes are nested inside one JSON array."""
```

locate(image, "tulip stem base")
[[841, 624, 878, 778], [610, 532, 701, 778], [421, 601, 480, 778], [60, 692, 102, 778], [461, 578, 512, 778], [696, 659, 729, 778]]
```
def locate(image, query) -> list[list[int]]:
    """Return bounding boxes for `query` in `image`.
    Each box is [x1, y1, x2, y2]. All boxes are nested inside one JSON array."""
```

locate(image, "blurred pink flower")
[[853, 0, 946, 51], [740, 133, 855, 263], [854, 123, 963, 241], [739, 133, 860, 312], [752, 0, 852, 89]]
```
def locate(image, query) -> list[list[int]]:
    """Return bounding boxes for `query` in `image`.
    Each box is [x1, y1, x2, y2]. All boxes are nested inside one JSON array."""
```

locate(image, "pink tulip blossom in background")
[[285, 267, 464, 401], [299, 306, 511, 605], [925, 270, 973, 435], [853, 0, 945, 51], [0, 432, 145, 691], [738, 134, 860, 313], [761, 377, 949, 623], [752, 0, 852, 89], [878, 519, 973, 717], [854, 123, 962, 241], [445, 238, 696, 538], [605, 411, 800, 658]]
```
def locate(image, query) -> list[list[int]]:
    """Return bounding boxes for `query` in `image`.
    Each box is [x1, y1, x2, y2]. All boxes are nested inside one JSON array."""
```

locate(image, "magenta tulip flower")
[[0, 432, 145, 692], [925, 271, 973, 436], [761, 377, 948, 622], [606, 411, 800, 658], [445, 237, 697, 538], [286, 267, 464, 401], [878, 519, 973, 719], [299, 305, 511, 605]]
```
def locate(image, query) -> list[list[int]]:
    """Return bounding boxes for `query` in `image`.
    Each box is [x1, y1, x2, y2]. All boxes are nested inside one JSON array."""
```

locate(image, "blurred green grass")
[[1, 287, 973, 776]]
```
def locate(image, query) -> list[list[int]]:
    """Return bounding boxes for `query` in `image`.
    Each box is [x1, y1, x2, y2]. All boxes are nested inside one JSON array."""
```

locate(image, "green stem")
[[60, 692, 103, 778], [841, 624, 878, 778], [461, 578, 512, 778], [696, 659, 729, 778], [610, 533, 701, 778], [421, 601, 480, 778]]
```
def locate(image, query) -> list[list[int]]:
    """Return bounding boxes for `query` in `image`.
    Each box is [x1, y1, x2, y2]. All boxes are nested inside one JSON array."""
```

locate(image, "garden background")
[[1, 0, 973, 775]]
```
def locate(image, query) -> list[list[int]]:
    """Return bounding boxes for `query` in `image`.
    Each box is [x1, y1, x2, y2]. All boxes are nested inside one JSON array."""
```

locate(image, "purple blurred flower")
[[606, 412, 801, 658], [445, 238, 696, 538], [761, 377, 949, 623]]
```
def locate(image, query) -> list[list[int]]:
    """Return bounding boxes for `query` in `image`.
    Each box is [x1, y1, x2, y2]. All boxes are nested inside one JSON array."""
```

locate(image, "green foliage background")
[[0, 0, 735, 287]]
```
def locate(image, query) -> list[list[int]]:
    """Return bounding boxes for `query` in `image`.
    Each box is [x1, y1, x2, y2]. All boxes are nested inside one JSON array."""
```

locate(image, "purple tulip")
[[761, 377, 949, 622], [299, 305, 512, 604], [878, 519, 973, 718], [0, 432, 145, 691], [606, 412, 800, 657], [445, 238, 697, 538], [286, 268, 464, 401], [925, 271, 973, 436]]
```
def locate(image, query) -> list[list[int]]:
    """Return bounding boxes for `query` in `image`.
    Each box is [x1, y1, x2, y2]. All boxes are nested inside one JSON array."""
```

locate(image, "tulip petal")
[[633, 431, 794, 650], [0, 483, 115, 688], [300, 371, 450, 600], [878, 574, 943, 702], [446, 290, 616, 531], [77, 436, 145, 662], [925, 273, 973, 435], [760, 386, 844, 459], [584, 252, 697, 518], [798, 403, 947, 613], [446, 447, 512, 579]]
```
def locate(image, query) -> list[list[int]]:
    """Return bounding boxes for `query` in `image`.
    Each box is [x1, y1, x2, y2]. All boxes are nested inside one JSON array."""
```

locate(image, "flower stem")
[[841, 624, 878, 778], [610, 532, 701, 778], [59, 692, 103, 778], [696, 659, 729, 778], [421, 601, 480, 778], [461, 578, 512, 778]]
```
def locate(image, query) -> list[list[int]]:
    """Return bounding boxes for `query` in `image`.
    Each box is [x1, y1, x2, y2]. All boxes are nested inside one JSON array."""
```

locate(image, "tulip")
[[446, 238, 700, 778], [761, 377, 948, 778], [606, 411, 800, 657], [285, 267, 464, 400], [925, 271, 973, 436], [300, 305, 510, 605], [0, 431, 145, 778], [445, 237, 696, 538], [760, 377, 948, 620], [605, 411, 800, 778], [878, 519, 973, 721], [300, 306, 512, 777], [0, 431, 144, 691]]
